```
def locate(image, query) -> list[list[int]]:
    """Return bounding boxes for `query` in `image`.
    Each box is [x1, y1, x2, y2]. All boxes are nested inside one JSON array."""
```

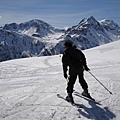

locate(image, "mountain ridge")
[[3, 19, 64, 37], [0, 16, 120, 62]]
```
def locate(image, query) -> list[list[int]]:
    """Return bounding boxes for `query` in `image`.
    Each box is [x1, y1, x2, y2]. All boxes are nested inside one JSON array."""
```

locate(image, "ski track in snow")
[[0, 41, 120, 120]]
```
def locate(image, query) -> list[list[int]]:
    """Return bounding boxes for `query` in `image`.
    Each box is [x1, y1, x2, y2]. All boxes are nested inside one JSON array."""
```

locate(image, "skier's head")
[[64, 40, 73, 49]]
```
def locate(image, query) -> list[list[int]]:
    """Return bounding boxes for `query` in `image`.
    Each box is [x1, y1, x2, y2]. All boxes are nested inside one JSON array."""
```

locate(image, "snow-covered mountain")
[[0, 16, 120, 62], [59, 16, 120, 50], [3, 19, 64, 37], [0, 29, 45, 61], [0, 40, 120, 120], [0, 19, 64, 62]]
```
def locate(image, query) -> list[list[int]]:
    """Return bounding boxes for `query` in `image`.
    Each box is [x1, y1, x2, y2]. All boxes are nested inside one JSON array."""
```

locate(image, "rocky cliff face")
[[0, 29, 45, 61]]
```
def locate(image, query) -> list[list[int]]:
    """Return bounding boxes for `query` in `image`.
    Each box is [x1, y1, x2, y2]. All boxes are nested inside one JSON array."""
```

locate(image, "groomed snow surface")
[[0, 40, 120, 120]]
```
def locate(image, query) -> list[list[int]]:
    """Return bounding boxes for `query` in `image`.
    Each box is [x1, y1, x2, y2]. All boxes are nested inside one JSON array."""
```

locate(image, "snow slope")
[[0, 40, 120, 120]]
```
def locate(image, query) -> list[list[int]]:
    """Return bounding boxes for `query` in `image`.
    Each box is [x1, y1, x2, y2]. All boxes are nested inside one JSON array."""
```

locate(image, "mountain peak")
[[79, 16, 98, 26], [100, 19, 120, 29], [86, 16, 96, 21], [67, 16, 103, 33], [3, 19, 52, 32], [3, 19, 58, 37], [100, 19, 116, 24], [25, 19, 50, 26]]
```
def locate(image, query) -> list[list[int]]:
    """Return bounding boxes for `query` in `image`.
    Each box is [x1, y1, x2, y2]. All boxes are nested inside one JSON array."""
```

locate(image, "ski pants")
[[67, 73, 88, 94]]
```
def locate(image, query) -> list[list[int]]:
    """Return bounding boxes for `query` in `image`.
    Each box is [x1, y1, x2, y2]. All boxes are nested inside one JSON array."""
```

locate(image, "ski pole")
[[88, 71, 113, 95]]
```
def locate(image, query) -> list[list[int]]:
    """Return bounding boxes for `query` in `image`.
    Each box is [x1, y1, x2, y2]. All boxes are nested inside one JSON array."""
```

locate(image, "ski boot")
[[66, 93, 74, 104], [82, 89, 95, 101]]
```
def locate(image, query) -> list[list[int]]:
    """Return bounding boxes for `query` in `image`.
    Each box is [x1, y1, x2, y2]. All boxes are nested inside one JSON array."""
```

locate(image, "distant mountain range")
[[0, 16, 120, 62]]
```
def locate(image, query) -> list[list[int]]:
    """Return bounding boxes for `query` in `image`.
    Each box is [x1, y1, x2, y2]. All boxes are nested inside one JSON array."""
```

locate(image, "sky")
[[0, 0, 120, 28]]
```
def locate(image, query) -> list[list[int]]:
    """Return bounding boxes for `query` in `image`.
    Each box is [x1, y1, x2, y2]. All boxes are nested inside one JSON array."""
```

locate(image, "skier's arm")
[[81, 52, 90, 71], [62, 54, 68, 79]]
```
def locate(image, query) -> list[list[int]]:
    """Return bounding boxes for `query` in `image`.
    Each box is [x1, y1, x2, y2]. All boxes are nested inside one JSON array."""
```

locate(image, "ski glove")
[[84, 66, 90, 71], [64, 73, 68, 79]]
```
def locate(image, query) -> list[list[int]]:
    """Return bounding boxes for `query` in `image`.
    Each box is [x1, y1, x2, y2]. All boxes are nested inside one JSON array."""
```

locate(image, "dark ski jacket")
[[62, 47, 88, 75]]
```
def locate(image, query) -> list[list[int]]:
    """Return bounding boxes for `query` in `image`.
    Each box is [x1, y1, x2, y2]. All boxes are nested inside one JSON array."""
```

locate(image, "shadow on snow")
[[74, 93, 116, 120]]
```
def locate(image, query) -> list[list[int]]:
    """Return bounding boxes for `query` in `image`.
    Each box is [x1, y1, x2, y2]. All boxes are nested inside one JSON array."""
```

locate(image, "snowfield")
[[0, 40, 120, 120]]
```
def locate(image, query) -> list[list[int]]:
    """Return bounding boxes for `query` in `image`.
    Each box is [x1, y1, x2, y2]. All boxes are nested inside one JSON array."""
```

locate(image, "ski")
[[57, 94, 82, 108], [74, 91, 101, 105]]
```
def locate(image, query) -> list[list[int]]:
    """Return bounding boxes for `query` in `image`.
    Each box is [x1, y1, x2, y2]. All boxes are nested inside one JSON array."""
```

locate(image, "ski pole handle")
[[88, 71, 113, 95]]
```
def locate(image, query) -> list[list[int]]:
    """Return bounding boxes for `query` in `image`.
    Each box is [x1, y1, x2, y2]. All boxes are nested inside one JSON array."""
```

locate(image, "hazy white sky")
[[0, 0, 120, 28]]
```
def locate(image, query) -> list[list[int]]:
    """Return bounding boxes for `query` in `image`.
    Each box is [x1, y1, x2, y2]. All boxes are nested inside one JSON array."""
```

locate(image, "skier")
[[62, 40, 93, 104]]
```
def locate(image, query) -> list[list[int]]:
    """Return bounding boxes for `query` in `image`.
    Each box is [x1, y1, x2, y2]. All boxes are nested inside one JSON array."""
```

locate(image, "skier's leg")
[[78, 73, 94, 99], [78, 73, 88, 90], [67, 75, 77, 93], [66, 75, 77, 103]]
